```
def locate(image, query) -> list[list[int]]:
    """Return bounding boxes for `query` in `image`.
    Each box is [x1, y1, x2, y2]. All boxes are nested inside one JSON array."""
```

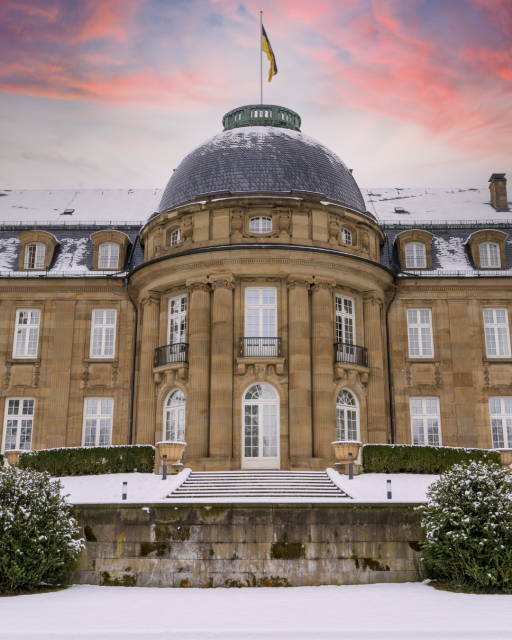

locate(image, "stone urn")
[[498, 449, 512, 468], [155, 441, 186, 475], [331, 441, 362, 464], [5, 449, 22, 467]]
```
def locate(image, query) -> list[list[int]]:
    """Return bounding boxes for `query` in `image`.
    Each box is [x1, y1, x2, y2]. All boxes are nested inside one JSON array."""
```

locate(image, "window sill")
[[483, 358, 512, 364], [83, 357, 119, 364], [405, 358, 439, 364], [6, 358, 40, 364]]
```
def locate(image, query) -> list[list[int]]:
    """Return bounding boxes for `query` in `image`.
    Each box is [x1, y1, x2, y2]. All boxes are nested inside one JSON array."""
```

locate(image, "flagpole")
[[260, 11, 263, 104]]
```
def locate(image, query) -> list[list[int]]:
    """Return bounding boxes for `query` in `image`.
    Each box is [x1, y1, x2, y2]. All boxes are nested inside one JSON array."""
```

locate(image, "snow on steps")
[[167, 471, 351, 501]]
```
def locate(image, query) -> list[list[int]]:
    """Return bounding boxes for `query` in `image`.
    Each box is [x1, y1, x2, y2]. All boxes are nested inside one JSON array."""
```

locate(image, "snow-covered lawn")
[[1, 582, 511, 639]]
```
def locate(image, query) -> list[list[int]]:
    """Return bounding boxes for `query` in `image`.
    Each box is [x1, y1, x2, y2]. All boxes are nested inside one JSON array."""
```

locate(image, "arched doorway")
[[336, 389, 359, 441], [242, 383, 280, 469], [164, 388, 186, 442]]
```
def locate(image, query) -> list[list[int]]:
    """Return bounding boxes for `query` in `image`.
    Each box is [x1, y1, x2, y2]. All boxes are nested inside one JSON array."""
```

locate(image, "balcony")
[[154, 343, 188, 368], [334, 342, 368, 367], [238, 337, 282, 358]]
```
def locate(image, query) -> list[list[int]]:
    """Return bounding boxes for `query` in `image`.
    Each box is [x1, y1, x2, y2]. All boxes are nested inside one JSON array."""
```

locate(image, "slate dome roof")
[[156, 104, 367, 216]]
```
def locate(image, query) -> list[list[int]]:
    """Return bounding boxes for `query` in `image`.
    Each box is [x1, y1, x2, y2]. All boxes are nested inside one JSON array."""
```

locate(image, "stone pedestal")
[[5, 449, 22, 467]]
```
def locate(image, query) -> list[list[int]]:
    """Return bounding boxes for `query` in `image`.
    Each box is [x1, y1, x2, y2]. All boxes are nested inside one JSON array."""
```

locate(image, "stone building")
[[0, 104, 511, 470]]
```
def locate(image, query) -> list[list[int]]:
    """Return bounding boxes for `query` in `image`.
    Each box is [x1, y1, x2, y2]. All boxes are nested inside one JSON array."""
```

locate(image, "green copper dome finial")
[[222, 104, 301, 132]]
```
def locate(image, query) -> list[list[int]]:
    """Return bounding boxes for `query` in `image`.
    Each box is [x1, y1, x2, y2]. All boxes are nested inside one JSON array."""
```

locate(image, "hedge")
[[18, 445, 155, 476], [362, 444, 501, 474]]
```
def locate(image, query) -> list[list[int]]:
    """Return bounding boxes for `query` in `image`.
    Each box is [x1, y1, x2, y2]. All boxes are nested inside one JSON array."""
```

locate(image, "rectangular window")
[[480, 243, 500, 268], [13, 309, 40, 358], [99, 243, 119, 269], [168, 295, 187, 344], [24, 243, 45, 269], [335, 295, 355, 344], [245, 288, 277, 337], [489, 397, 512, 449], [410, 397, 441, 446], [407, 308, 433, 357], [2, 398, 34, 452], [82, 398, 113, 447], [90, 310, 117, 358], [405, 243, 426, 269], [484, 308, 510, 357]]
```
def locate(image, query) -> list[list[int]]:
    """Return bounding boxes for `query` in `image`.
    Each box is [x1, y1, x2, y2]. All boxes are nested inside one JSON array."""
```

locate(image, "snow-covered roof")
[[0, 189, 162, 225], [362, 187, 511, 224]]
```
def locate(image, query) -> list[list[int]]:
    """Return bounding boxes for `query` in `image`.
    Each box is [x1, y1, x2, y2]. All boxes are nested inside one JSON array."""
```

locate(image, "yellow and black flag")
[[262, 25, 277, 82]]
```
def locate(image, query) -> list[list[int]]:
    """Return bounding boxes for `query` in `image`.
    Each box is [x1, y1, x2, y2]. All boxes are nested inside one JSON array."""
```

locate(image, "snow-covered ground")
[[56, 470, 438, 504], [1, 582, 511, 639]]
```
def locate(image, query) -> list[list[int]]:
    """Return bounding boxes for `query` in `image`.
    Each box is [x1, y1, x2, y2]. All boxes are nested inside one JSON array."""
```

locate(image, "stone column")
[[311, 278, 336, 458], [47, 300, 76, 449], [135, 292, 160, 444], [209, 274, 235, 458], [287, 275, 313, 459], [363, 292, 388, 443], [186, 278, 211, 459]]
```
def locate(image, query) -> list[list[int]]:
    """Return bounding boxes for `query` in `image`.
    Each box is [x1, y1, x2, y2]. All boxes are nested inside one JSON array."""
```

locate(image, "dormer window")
[[405, 242, 426, 268], [479, 242, 500, 268], [249, 217, 272, 233], [342, 228, 352, 245], [99, 243, 120, 269], [24, 243, 45, 270], [170, 228, 181, 246]]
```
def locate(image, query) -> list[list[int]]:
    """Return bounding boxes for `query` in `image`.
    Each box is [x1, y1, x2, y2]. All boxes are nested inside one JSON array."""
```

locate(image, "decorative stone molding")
[[467, 230, 508, 269], [17, 230, 59, 270], [276, 208, 291, 239], [186, 277, 211, 293], [5, 361, 11, 388], [286, 275, 313, 290], [362, 291, 385, 307], [333, 362, 369, 390], [230, 208, 244, 240], [91, 230, 131, 270], [139, 292, 161, 307], [434, 361, 441, 388], [5, 358, 41, 389], [209, 274, 236, 290], [479, 299, 510, 306], [236, 357, 285, 376], [311, 277, 336, 291], [328, 215, 341, 246], [394, 229, 434, 270], [81, 358, 119, 389], [153, 362, 189, 397]]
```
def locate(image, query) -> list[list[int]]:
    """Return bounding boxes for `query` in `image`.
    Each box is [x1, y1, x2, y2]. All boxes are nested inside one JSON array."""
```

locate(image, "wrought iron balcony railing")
[[334, 342, 368, 367], [154, 343, 188, 367], [238, 337, 282, 358]]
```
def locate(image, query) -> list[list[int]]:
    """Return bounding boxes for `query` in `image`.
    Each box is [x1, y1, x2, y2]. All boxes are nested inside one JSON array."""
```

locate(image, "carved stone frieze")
[[186, 277, 211, 293], [287, 275, 313, 290], [209, 274, 236, 290], [311, 277, 336, 291]]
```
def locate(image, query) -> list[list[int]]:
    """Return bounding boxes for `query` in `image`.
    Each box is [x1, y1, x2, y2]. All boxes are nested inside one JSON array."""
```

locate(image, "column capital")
[[186, 277, 211, 293], [363, 291, 384, 307], [209, 274, 236, 291], [139, 291, 161, 307], [311, 277, 336, 292], [287, 275, 313, 290]]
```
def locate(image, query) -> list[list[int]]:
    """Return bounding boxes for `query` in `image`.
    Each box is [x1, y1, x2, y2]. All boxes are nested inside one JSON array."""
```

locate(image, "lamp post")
[[387, 479, 392, 500], [122, 481, 127, 501], [162, 454, 167, 480]]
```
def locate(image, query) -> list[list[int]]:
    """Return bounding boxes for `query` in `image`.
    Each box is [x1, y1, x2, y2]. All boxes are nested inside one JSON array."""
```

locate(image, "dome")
[[157, 104, 366, 215]]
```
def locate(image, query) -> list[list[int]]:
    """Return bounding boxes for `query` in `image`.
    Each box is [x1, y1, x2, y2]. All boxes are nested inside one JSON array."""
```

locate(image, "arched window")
[[405, 242, 426, 268], [342, 228, 352, 245], [249, 217, 272, 233], [336, 389, 358, 441], [242, 383, 279, 468], [479, 242, 500, 268], [170, 228, 181, 246], [98, 243, 120, 269], [164, 389, 186, 442], [24, 243, 45, 269]]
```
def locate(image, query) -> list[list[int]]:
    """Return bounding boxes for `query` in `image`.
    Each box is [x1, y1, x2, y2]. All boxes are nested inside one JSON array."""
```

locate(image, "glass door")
[[242, 384, 279, 469]]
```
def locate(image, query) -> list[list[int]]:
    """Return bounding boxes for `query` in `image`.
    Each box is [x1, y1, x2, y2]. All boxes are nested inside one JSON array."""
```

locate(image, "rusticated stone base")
[[69, 503, 426, 588]]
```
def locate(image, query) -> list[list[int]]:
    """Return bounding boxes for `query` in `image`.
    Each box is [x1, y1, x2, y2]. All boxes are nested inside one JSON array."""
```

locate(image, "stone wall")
[[70, 503, 425, 588]]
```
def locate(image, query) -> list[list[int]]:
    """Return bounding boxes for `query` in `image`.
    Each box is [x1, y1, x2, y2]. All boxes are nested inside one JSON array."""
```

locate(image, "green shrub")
[[0, 466, 84, 593], [419, 461, 512, 592], [363, 444, 500, 474], [18, 445, 155, 477]]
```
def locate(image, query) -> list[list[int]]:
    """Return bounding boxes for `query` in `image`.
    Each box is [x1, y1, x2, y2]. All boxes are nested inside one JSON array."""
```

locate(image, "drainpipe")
[[124, 236, 139, 445], [386, 277, 399, 444]]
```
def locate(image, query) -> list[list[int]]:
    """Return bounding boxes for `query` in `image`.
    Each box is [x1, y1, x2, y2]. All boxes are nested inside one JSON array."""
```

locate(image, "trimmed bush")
[[363, 444, 500, 474], [419, 461, 512, 592], [0, 466, 84, 593], [18, 445, 155, 477]]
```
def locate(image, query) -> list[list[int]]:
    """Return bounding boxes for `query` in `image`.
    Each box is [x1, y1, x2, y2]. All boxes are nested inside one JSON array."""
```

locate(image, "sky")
[[1, 0, 511, 190]]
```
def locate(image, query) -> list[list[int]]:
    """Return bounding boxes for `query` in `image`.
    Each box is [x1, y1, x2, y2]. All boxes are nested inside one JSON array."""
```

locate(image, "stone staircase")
[[167, 471, 350, 501]]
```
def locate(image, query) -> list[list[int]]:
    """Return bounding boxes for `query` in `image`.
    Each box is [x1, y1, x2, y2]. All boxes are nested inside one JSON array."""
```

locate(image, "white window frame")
[[407, 308, 433, 358], [168, 295, 187, 344], [170, 228, 181, 246], [90, 309, 117, 358], [82, 397, 114, 447], [489, 397, 512, 449], [336, 389, 359, 442], [242, 383, 280, 470], [480, 243, 500, 268], [410, 397, 442, 446], [13, 309, 40, 358], [245, 287, 277, 338], [342, 228, 352, 245], [98, 243, 120, 269], [335, 295, 355, 345], [164, 388, 186, 442], [405, 242, 426, 269], [24, 243, 45, 270], [2, 397, 35, 453], [249, 217, 272, 233], [483, 308, 510, 358]]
